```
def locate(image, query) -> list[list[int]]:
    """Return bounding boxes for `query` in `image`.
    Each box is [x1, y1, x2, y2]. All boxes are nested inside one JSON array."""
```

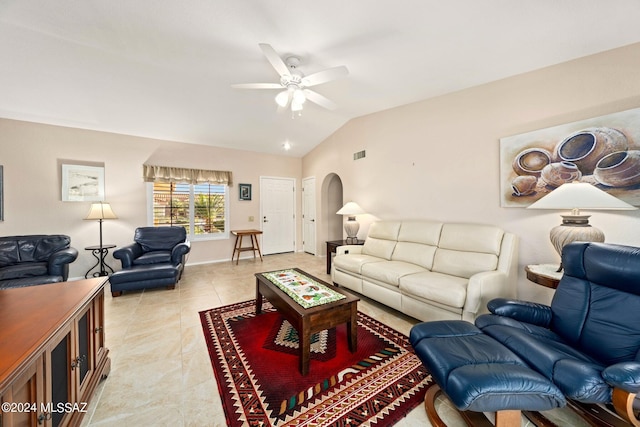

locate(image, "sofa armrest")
[[171, 241, 191, 266], [462, 270, 513, 321], [113, 243, 143, 269], [485, 298, 553, 327], [48, 247, 79, 280], [335, 245, 363, 255], [603, 362, 640, 393]]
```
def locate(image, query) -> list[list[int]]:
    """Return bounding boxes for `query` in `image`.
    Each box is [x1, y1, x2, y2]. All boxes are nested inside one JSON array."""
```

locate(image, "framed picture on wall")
[[239, 183, 252, 201], [61, 164, 105, 202], [500, 107, 640, 207]]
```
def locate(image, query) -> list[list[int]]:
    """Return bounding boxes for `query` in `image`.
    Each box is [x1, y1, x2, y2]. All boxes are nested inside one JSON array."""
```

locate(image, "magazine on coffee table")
[[262, 269, 346, 308]]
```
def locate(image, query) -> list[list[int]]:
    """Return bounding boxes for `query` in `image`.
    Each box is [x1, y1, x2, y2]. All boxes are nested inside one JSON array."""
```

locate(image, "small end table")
[[525, 264, 562, 289], [85, 244, 116, 278], [231, 229, 263, 265], [326, 239, 365, 274]]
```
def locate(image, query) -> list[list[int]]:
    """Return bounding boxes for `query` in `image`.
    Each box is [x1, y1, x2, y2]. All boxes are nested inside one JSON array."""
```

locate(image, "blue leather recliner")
[[411, 242, 640, 426], [109, 226, 190, 297]]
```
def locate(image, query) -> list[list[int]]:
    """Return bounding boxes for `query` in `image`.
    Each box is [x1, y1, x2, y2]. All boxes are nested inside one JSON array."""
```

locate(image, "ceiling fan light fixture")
[[291, 99, 304, 112], [234, 44, 348, 114], [275, 90, 290, 107], [292, 88, 306, 104]]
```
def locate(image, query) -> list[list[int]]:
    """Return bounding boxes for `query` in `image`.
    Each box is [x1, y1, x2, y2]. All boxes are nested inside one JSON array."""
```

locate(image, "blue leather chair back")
[[134, 227, 187, 252], [551, 242, 640, 365]]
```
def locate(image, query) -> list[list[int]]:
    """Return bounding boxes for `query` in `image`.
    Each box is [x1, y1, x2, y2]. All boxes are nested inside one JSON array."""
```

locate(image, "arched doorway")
[[320, 173, 344, 256]]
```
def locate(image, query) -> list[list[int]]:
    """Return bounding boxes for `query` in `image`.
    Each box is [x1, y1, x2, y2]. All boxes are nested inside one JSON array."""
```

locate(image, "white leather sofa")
[[331, 220, 518, 322]]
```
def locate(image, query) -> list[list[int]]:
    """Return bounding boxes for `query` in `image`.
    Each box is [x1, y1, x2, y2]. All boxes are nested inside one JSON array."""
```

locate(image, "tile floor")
[[81, 252, 585, 427]]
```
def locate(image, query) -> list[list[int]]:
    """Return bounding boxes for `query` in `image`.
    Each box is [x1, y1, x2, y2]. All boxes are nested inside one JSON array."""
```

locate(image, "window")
[[148, 182, 229, 240]]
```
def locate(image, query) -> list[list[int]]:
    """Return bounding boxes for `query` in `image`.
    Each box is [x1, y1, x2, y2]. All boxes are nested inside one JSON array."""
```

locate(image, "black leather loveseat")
[[0, 234, 79, 289]]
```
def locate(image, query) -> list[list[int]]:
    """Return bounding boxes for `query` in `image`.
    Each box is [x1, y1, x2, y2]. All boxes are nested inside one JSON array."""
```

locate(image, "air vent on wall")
[[353, 150, 366, 160]]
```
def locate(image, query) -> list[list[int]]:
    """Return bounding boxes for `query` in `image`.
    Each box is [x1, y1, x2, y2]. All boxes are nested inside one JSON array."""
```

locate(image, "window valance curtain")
[[143, 165, 233, 185]]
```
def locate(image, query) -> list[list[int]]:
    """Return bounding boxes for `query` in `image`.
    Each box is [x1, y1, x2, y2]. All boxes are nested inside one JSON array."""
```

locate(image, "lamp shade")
[[85, 202, 118, 220], [336, 202, 366, 216], [527, 182, 636, 211]]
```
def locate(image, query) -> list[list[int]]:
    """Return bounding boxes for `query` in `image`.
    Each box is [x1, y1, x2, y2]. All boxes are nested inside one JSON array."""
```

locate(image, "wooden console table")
[[0, 278, 110, 427]]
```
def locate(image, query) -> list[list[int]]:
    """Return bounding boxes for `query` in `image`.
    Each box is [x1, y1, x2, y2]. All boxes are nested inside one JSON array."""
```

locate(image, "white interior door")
[[260, 177, 295, 255], [302, 177, 316, 254]]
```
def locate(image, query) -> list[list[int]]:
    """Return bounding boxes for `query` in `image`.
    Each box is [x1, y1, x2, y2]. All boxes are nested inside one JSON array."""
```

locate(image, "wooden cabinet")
[[0, 355, 46, 426], [0, 278, 110, 427]]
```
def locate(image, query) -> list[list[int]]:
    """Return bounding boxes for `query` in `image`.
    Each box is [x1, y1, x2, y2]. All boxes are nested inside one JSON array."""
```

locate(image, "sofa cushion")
[[400, 271, 469, 308], [438, 223, 504, 255], [0, 275, 63, 289], [361, 261, 425, 287], [133, 251, 172, 265], [333, 253, 383, 274], [392, 242, 437, 269], [362, 238, 397, 260], [361, 221, 401, 260], [0, 240, 19, 266], [433, 249, 499, 279], [0, 262, 48, 280], [479, 322, 611, 402], [397, 220, 443, 245], [367, 221, 402, 240], [399, 271, 469, 308], [0, 235, 71, 266], [392, 221, 441, 269], [431, 224, 503, 278], [24, 236, 71, 262]]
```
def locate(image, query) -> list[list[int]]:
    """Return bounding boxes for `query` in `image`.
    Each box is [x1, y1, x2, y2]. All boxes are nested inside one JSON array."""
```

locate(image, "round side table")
[[525, 264, 562, 289], [85, 244, 117, 278]]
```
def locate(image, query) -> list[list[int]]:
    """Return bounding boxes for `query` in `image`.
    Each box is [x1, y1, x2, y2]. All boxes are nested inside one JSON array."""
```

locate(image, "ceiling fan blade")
[[259, 43, 290, 77], [302, 65, 349, 87], [231, 83, 283, 89], [304, 89, 337, 110]]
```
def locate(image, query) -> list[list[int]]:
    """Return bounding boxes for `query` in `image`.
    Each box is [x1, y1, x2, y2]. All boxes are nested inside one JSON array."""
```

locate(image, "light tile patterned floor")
[[81, 252, 583, 427]]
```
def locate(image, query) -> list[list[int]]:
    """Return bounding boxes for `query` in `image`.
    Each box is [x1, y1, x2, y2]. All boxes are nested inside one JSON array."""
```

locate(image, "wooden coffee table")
[[255, 268, 360, 375]]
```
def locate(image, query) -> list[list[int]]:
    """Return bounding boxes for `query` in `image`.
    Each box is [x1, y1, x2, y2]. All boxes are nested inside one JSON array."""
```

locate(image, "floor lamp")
[[527, 182, 636, 270], [84, 202, 118, 276]]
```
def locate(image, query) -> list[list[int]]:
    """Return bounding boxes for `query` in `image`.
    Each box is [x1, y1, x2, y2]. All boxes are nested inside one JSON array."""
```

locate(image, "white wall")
[[3, 43, 640, 302], [0, 119, 302, 278], [303, 42, 640, 304]]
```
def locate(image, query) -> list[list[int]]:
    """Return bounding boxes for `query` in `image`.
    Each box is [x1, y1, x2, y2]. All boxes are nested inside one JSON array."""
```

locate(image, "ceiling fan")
[[232, 43, 349, 112]]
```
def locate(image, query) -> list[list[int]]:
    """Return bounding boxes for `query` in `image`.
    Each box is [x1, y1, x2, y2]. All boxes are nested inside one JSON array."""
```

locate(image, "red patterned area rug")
[[199, 299, 432, 426]]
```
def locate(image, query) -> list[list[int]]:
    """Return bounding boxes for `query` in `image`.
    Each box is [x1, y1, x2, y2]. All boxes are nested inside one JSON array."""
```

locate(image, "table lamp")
[[84, 202, 118, 250], [336, 202, 365, 243], [527, 182, 636, 270]]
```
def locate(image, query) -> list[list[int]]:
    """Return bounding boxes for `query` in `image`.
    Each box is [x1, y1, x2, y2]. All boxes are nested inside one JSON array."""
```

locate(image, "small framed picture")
[[239, 183, 252, 201]]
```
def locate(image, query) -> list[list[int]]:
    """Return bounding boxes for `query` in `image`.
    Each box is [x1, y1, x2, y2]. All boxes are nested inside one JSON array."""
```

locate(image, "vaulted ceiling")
[[1, 1, 640, 157]]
